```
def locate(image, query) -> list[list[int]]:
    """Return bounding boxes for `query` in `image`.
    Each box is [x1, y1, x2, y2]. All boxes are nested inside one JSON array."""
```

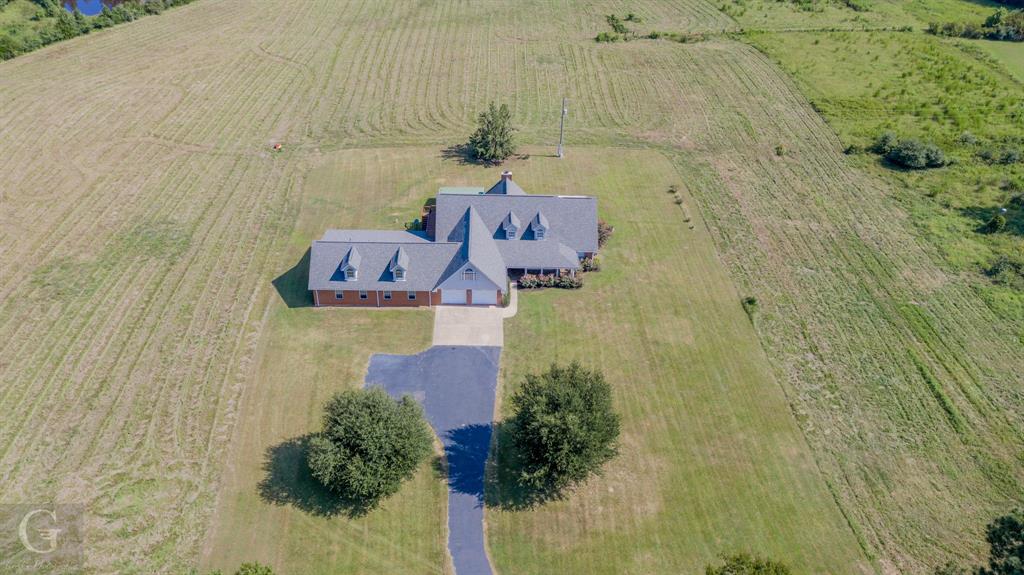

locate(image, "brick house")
[[308, 172, 598, 307]]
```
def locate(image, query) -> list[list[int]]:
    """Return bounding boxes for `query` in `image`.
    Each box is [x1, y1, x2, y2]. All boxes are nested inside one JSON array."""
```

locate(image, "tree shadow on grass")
[[440, 143, 487, 166], [483, 422, 566, 511], [440, 144, 530, 167], [257, 435, 377, 519], [271, 249, 313, 308]]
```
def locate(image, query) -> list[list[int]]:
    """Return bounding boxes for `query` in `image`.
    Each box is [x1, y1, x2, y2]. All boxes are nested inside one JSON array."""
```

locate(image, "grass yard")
[[488, 149, 869, 574], [1, 0, 1023, 573], [202, 146, 871, 575], [200, 150, 445, 573]]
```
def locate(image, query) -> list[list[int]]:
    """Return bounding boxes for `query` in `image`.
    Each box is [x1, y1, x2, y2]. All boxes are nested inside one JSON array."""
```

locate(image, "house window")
[[394, 269, 406, 281], [345, 267, 357, 280], [383, 291, 392, 300], [408, 291, 417, 300], [506, 229, 516, 240], [463, 268, 476, 281], [359, 290, 368, 300], [535, 228, 546, 240], [334, 291, 344, 300]]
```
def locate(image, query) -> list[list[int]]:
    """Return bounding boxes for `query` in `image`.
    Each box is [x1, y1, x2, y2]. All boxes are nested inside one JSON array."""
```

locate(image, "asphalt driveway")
[[365, 345, 500, 575]]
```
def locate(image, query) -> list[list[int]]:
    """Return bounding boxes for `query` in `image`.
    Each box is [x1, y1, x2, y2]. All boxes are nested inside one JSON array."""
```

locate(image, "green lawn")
[[488, 149, 870, 574], [973, 38, 1024, 83], [201, 151, 447, 575]]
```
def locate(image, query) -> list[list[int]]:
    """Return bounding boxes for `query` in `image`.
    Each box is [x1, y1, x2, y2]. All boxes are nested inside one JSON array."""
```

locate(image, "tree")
[[307, 388, 433, 509], [705, 553, 793, 575], [507, 362, 620, 495], [984, 213, 1007, 234], [468, 102, 516, 164], [980, 508, 1024, 575]]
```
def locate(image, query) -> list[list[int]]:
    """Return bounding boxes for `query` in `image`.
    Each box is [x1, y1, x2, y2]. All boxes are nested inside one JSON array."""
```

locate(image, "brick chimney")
[[501, 170, 512, 182]]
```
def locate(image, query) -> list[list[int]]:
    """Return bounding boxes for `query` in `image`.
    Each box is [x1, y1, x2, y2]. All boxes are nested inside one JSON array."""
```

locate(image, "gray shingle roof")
[[464, 207, 508, 288], [321, 230, 431, 243], [435, 193, 597, 253], [309, 240, 460, 292], [496, 239, 580, 270], [309, 175, 596, 295], [486, 174, 526, 195]]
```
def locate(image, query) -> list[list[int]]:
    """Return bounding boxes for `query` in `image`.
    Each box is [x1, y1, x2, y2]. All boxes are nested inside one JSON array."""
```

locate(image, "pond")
[[62, 0, 124, 16]]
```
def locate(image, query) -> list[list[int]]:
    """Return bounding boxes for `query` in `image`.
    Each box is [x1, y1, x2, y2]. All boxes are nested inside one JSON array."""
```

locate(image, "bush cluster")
[[518, 273, 583, 289], [580, 257, 601, 272], [872, 132, 946, 169], [597, 219, 614, 247], [927, 8, 1024, 42], [979, 147, 1023, 165]]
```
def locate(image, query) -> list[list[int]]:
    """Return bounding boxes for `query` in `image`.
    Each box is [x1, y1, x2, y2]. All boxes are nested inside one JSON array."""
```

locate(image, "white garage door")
[[472, 289, 497, 305], [441, 289, 467, 305]]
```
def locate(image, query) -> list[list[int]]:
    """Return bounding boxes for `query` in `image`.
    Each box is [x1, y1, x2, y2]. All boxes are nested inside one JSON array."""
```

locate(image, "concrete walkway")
[[365, 346, 500, 575]]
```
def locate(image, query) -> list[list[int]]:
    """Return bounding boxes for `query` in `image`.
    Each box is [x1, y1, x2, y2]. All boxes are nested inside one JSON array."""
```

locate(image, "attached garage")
[[441, 289, 468, 305], [471, 289, 497, 306]]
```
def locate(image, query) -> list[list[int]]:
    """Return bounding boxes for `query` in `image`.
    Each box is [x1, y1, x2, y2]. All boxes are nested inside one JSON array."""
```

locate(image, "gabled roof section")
[[309, 241, 460, 292], [342, 246, 361, 270], [486, 172, 526, 196], [532, 211, 549, 230], [390, 246, 409, 271], [434, 193, 598, 253], [464, 207, 508, 288], [502, 211, 520, 230]]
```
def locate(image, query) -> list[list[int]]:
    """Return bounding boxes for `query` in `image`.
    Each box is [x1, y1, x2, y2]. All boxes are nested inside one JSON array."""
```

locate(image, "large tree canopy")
[[307, 388, 433, 509], [506, 362, 620, 496], [467, 102, 516, 164], [982, 508, 1024, 575]]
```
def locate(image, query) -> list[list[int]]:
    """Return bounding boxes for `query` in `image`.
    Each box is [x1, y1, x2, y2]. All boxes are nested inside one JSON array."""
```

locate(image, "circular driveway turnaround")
[[365, 345, 501, 575]]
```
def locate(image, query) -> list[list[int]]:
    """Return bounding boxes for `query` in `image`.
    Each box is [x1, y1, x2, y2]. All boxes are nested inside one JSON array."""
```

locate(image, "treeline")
[[0, 0, 199, 60], [927, 7, 1024, 42]]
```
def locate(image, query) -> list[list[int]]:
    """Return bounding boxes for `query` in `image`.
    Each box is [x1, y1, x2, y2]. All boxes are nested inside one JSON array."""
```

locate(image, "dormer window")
[[463, 268, 476, 281], [389, 247, 409, 282], [341, 246, 361, 281], [502, 211, 520, 241], [532, 212, 549, 241]]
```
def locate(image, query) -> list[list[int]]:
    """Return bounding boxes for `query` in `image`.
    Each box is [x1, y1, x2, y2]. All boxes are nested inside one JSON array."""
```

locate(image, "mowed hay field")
[[0, 0, 1022, 573]]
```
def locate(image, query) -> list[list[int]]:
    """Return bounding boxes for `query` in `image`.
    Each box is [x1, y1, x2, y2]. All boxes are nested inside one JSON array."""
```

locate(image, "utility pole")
[[557, 97, 568, 158]]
